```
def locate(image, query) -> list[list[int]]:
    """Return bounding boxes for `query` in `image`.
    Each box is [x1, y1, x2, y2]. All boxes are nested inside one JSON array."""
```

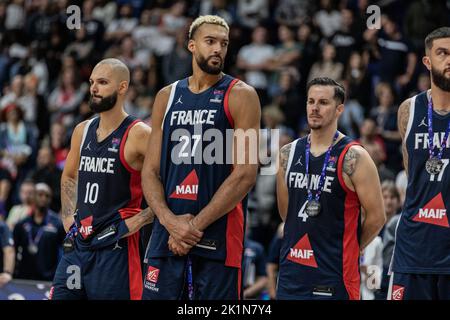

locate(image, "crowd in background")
[[0, 0, 449, 299]]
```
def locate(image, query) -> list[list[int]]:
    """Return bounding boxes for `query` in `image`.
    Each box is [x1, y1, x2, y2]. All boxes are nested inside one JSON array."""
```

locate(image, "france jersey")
[[277, 135, 362, 300], [76, 115, 143, 248], [392, 91, 450, 274], [148, 75, 245, 268]]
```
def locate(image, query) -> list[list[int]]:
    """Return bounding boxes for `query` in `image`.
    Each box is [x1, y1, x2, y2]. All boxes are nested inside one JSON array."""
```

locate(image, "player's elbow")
[[236, 164, 258, 189], [368, 209, 386, 230]]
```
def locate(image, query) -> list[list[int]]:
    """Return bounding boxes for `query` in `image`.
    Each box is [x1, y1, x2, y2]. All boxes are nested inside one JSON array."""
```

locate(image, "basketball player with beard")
[[389, 27, 450, 300], [51, 58, 153, 300], [141, 15, 261, 299]]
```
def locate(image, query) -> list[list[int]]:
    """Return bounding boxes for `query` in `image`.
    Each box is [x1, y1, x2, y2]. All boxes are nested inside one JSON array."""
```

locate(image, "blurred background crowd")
[[0, 0, 449, 299]]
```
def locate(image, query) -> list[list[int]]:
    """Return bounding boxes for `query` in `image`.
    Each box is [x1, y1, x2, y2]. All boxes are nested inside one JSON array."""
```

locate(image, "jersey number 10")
[[84, 182, 99, 204]]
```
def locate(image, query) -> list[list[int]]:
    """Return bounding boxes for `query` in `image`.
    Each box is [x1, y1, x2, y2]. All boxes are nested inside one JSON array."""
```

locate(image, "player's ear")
[[188, 39, 195, 53], [118, 81, 129, 95], [422, 55, 431, 71], [336, 103, 344, 116]]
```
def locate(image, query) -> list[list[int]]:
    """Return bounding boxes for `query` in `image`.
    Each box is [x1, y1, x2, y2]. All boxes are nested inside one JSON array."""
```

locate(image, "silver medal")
[[425, 157, 444, 175], [28, 244, 38, 255], [306, 200, 321, 217]]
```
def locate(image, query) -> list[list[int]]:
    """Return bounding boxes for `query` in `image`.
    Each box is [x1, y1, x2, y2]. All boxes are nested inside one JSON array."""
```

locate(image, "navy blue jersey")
[[0, 221, 13, 272], [392, 91, 450, 274], [148, 75, 246, 268], [76, 115, 143, 246], [278, 135, 361, 299]]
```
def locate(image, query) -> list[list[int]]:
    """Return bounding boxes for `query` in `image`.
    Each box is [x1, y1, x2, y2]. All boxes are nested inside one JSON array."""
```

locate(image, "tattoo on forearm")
[[398, 99, 411, 175], [343, 148, 360, 176], [139, 207, 154, 222], [61, 178, 77, 220], [280, 144, 292, 172]]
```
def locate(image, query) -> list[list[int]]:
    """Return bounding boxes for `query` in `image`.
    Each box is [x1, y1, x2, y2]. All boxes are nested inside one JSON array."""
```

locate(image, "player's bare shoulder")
[[397, 97, 412, 139], [227, 79, 261, 120], [342, 144, 368, 177]]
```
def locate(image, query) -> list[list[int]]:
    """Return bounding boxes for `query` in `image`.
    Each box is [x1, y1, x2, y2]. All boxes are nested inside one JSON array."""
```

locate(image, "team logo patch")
[[326, 156, 337, 172], [391, 285, 405, 300], [412, 193, 448, 227], [287, 234, 318, 268], [210, 89, 224, 103], [146, 266, 160, 283], [169, 169, 199, 200], [108, 138, 120, 153]]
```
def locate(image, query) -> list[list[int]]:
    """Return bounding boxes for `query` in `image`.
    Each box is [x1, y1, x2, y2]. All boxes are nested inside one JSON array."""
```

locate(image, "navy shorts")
[[388, 272, 450, 300], [50, 233, 142, 300], [277, 280, 354, 300], [142, 255, 242, 300]]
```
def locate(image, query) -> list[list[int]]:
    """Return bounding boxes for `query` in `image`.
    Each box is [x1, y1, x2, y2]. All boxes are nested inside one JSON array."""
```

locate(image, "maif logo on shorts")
[[146, 266, 160, 283], [391, 285, 405, 300]]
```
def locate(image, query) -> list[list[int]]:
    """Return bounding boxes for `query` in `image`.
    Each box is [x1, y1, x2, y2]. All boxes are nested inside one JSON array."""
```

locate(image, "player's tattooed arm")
[[343, 147, 360, 176], [279, 143, 292, 173], [397, 98, 411, 176], [61, 177, 77, 232], [122, 207, 154, 238]]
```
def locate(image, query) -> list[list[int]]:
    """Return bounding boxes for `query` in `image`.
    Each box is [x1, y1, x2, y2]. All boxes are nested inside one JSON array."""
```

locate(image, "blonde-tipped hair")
[[189, 15, 229, 40]]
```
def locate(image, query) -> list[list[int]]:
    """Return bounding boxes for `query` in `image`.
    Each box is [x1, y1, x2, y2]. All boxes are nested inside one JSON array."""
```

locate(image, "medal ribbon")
[[25, 213, 49, 249], [305, 131, 339, 203], [186, 256, 194, 300], [427, 97, 450, 161]]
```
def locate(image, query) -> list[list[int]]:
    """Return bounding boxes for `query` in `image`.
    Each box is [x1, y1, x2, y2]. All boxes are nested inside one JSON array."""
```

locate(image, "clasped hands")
[[165, 214, 203, 256]]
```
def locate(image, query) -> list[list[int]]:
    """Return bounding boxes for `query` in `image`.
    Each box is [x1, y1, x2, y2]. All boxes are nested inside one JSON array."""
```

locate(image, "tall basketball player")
[[51, 59, 153, 300], [141, 15, 261, 300], [276, 77, 385, 300], [389, 27, 450, 300]]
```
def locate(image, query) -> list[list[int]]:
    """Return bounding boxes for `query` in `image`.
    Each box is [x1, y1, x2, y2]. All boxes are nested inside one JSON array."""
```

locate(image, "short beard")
[[431, 66, 450, 92], [195, 54, 223, 75], [89, 91, 118, 113]]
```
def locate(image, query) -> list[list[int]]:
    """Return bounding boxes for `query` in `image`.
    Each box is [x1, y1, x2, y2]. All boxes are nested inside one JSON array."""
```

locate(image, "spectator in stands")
[[236, 0, 269, 29], [115, 35, 153, 70], [49, 122, 69, 171], [0, 74, 23, 109], [329, 9, 362, 69], [6, 179, 34, 231], [273, 69, 303, 132], [82, 0, 105, 47], [375, 15, 417, 91], [371, 82, 402, 173], [377, 180, 401, 299], [162, 30, 192, 86], [105, 4, 138, 43], [29, 146, 62, 213], [243, 234, 268, 299], [237, 26, 274, 106], [13, 183, 65, 281], [314, 0, 341, 38], [268, 24, 302, 97], [21, 73, 47, 140], [47, 67, 89, 127], [275, 0, 313, 27], [308, 42, 343, 83], [360, 235, 383, 300], [266, 222, 284, 300], [0, 104, 38, 203], [0, 168, 11, 219], [0, 220, 14, 287]]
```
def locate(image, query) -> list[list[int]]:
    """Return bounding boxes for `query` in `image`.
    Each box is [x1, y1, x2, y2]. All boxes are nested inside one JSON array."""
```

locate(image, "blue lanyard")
[[186, 256, 194, 300], [305, 131, 339, 202], [25, 213, 49, 247], [427, 96, 450, 160]]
